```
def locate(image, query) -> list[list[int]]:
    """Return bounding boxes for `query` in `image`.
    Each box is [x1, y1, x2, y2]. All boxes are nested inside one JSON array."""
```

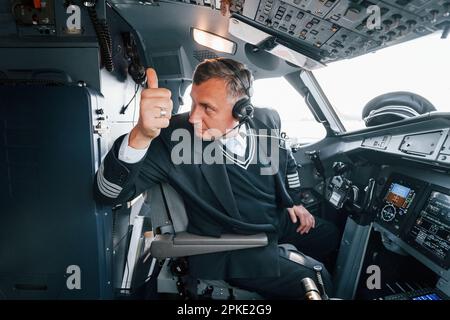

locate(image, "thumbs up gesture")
[[129, 68, 173, 149]]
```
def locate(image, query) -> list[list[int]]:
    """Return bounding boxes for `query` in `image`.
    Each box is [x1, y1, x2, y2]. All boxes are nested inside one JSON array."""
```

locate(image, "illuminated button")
[[330, 14, 340, 21]]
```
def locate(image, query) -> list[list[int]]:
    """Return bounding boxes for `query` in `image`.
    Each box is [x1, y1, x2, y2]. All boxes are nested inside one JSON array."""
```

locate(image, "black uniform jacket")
[[94, 107, 303, 279]]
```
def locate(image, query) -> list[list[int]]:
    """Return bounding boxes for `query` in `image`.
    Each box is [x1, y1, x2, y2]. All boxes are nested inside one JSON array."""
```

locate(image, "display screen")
[[412, 293, 441, 300], [429, 191, 450, 213], [386, 183, 412, 208], [408, 190, 450, 267]]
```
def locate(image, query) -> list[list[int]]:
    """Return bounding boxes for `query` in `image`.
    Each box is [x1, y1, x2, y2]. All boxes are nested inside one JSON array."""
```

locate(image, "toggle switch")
[[444, 3, 450, 17], [430, 9, 439, 23]]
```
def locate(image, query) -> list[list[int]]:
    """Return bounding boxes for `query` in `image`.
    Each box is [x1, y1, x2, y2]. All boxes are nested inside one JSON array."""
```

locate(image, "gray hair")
[[192, 58, 253, 99]]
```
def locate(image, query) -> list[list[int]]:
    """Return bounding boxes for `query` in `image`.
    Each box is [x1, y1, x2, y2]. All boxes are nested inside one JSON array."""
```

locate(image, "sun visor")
[[150, 46, 193, 80]]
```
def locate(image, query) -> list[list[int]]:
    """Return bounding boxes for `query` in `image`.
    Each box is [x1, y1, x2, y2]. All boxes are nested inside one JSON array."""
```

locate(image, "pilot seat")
[[139, 183, 329, 300]]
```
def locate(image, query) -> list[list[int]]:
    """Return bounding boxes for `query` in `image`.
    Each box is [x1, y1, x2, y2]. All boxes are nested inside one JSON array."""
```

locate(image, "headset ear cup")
[[248, 86, 254, 98], [232, 98, 247, 122], [246, 104, 254, 119], [232, 98, 253, 122]]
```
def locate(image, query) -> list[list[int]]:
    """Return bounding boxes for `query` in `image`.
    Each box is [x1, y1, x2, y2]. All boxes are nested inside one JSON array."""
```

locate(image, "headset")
[[212, 59, 291, 148], [216, 58, 254, 124]]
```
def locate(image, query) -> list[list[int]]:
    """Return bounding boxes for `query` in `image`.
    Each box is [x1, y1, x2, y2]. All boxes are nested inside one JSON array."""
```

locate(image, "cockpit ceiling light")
[[192, 28, 237, 54], [228, 17, 325, 70]]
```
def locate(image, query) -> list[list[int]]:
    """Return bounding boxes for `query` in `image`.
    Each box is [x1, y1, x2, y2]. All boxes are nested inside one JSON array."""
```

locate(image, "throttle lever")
[[363, 178, 376, 211]]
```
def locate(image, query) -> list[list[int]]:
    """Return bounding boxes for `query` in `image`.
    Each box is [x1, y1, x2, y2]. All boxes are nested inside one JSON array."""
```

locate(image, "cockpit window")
[[313, 32, 450, 132], [180, 77, 327, 144]]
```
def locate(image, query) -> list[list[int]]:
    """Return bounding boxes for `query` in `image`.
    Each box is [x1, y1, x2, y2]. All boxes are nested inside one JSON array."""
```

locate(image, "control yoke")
[[353, 178, 376, 213]]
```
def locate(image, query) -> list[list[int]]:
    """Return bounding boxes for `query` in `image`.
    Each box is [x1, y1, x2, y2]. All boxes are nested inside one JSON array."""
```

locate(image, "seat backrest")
[[145, 183, 268, 259], [144, 183, 188, 234]]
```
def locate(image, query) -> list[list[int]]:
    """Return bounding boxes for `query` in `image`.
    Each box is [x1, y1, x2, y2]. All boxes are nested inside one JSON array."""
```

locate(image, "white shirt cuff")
[[118, 132, 150, 164]]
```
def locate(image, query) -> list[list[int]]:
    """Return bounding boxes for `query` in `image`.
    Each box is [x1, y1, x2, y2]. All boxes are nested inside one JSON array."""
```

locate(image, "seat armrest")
[[150, 232, 268, 259]]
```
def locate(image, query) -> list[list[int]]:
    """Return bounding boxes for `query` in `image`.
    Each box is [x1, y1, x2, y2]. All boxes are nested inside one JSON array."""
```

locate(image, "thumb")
[[146, 68, 158, 89]]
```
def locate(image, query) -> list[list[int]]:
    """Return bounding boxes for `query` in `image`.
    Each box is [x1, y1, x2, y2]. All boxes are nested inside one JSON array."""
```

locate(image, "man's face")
[[189, 78, 238, 140]]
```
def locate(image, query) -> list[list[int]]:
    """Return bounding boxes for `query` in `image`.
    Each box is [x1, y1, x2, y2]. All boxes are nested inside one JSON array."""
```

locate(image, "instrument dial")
[[381, 204, 396, 222]]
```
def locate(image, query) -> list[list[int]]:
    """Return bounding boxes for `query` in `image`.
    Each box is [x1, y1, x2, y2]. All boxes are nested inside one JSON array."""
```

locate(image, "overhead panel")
[[164, 0, 449, 65]]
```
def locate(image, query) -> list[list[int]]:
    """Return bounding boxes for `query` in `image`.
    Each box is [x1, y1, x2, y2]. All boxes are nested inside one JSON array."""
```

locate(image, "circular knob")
[[391, 14, 402, 22], [383, 19, 393, 31], [381, 204, 396, 222], [397, 25, 407, 36]]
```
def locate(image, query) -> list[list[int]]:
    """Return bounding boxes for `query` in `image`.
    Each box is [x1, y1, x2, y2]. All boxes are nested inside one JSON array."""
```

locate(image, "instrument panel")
[[167, 0, 448, 65], [407, 188, 450, 269], [233, 0, 447, 64], [361, 128, 450, 166], [375, 173, 425, 235], [374, 172, 450, 270]]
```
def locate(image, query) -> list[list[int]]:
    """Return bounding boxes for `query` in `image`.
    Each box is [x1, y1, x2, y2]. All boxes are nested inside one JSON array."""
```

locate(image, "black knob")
[[391, 14, 402, 26], [397, 25, 407, 36], [383, 19, 393, 31], [332, 162, 348, 175]]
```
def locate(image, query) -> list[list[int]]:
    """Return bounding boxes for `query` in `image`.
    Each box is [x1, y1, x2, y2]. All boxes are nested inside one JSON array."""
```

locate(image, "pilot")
[[94, 58, 339, 299]]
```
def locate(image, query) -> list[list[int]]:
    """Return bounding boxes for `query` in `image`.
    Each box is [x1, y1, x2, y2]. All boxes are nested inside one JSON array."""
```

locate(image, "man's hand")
[[287, 205, 316, 234], [129, 68, 173, 149]]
